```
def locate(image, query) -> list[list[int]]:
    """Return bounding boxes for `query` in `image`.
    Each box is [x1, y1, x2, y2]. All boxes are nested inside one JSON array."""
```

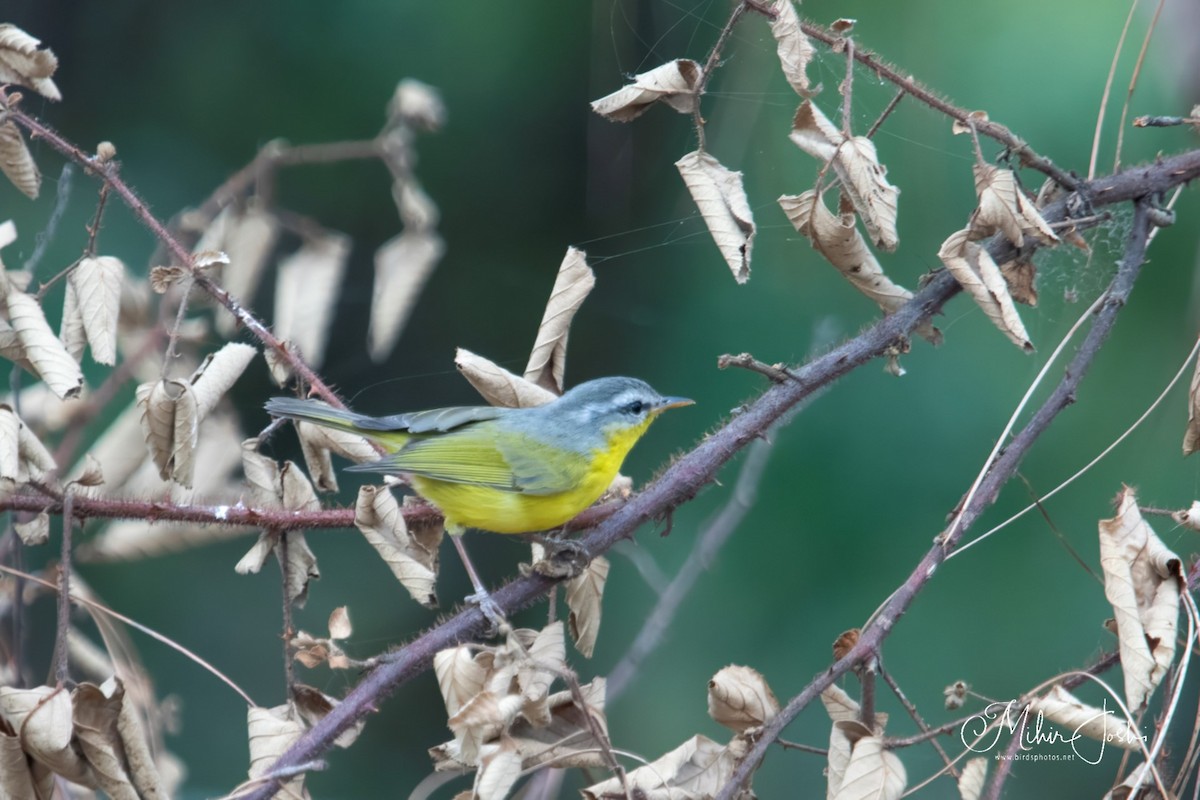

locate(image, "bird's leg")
[[450, 534, 506, 633], [527, 530, 591, 580]]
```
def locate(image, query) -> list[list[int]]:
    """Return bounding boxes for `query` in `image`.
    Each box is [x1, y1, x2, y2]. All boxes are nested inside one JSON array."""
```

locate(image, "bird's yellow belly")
[[412, 473, 612, 534]]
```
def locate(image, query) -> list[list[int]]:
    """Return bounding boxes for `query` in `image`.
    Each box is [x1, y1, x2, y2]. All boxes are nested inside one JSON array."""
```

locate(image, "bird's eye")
[[623, 400, 646, 415]]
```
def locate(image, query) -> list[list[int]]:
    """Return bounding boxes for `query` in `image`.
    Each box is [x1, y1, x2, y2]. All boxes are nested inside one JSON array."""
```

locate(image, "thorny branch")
[[235, 149, 1200, 800]]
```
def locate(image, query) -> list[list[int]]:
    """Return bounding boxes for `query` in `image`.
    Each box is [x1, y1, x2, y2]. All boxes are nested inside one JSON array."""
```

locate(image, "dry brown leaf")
[[0, 318, 33, 375], [780, 190, 939, 344], [434, 646, 489, 719], [524, 247, 594, 394], [148, 265, 187, 294], [1030, 685, 1144, 751], [369, 230, 444, 362], [969, 164, 1059, 247], [291, 684, 364, 749], [508, 678, 608, 771], [273, 231, 350, 368], [59, 279, 86, 362], [473, 737, 521, 800], [241, 439, 283, 506], [676, 149, 756, 283], [0, 726, 39, 799], [1184, 355, 1200, 456], [835, 734, 906, 800], [72, 681, 140, 800], [455, 347, 557, 408], [0, 404, 17, 481], [246, 705, 308, 800], [790, 101, 900, 251], [957, 757, 988, 800], [388, 78, 446, 130], [69, 256, 125, 365], [135, 380, 177, 480], [1099, 486, 1183, 710], [0, 120, 39, 199], [1172, 500, 1200, 530], [707, 664, 779, 733], [951, 110, 990, 136], [447, 691, 524, 767], [518, 621, 566, 723], [581, 733, 736, 800], [590, 59, 701, 122], [0, 24, 60, 101], [937, 229, 1033, 351], [771, 0, 816, 96], [999, 258, 1038, 307], [13, 512, 48, 546], [169, 380, 199, 487], [4, 284, 82, 397], [263, 340, 300, 387], [297, 420, 375, 465], [565, 555, 608, 658], [354, 484, 438, 608], [0, 686, 94, 786], [188, 342, 257, 420]]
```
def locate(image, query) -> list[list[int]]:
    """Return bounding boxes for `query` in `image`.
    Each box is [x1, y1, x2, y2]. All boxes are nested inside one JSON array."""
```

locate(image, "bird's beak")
[[655, 396, 694, 412]]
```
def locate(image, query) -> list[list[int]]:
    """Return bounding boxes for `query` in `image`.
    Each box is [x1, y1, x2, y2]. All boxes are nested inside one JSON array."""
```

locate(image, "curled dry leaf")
[[148, 265, 187, 294], [369, 229, 444, 362], [69, 256, 125, 365], [273, 230, 351, 368], [448, 691, 524, 767], [434, 646, 489, 719], [187, 342, 257, 420], [388, 78, 446, 131], [0, 120, 39, 199], [590, 59, 701, 122], [708, 664, 780, 733], [354, 485, 439, 608], [969, 164, 1059, 248], [943, 680, 969, 711], [473, 738, 521, 800], [676, 149, 756, 283], [835, 733, 906, 800], [951, 110, 990, 136], [291, 684, 364, 749], [3, 284, 83, 398], [1030, 685, 1144, 751], [524, 247, 594, 394], [780, 190, 940, 345], [59, 279, 86, 362], [0, 24, 60, 101], [790, 101, 900, 251], [0, 686, 94, 786], [581, 734, 739, 800], [957, 757, 988, 800], [999, 258, 1038, 307], [937, 229, 1033, 351], [1184, 354, 1200, 456], [455, 347, 556, 408], [1172, 500, 1200, 530], [565, 554, 608, 658], [0, 404, 17, 480], [246, 704, 307, 800], [1098, 486, 1183, 711], [771, 0, 816, 97], [518, 621, 566, 725], [14, 512, 48, 546]]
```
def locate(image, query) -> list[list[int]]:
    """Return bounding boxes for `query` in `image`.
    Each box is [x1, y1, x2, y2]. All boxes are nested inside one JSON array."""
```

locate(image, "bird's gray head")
[[552, 376, 693, 432]]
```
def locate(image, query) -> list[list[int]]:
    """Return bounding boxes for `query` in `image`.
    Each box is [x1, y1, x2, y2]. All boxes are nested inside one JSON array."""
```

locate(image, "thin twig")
[[1113, 0, 1166, 173], [278, 531, 296, 696], [691, 1, 752, 151], [53, 491, 74, 685], [1089, 0, 1139, 179], [879, 666, 958, 776], [865, 89, 905, 140], [799, 20, 1077, 189], [839, 38, 855, 137]]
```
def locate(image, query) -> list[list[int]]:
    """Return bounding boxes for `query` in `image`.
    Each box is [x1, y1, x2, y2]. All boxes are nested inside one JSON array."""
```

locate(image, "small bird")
[[265, 376, 692, 620]]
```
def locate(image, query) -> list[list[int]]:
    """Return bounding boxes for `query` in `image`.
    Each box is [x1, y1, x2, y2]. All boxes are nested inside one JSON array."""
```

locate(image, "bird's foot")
[[464, 589, 507, 636]]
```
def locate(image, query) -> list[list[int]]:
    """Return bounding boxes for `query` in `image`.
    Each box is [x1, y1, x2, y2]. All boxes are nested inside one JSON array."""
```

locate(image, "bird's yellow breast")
[[414, 416, 654, 535]]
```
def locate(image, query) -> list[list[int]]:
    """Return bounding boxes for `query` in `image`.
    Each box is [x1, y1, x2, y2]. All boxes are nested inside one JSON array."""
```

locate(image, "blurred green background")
[[4, 0, 1199, 797]]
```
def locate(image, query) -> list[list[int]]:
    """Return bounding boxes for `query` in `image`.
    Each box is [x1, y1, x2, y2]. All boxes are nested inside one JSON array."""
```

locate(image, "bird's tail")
[[264, 397, 380, 437]]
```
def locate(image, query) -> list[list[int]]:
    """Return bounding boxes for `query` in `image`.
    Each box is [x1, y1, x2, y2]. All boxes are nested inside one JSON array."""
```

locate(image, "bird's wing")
[[353, 405, 508, 433], [348, 425, 587, 496]]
